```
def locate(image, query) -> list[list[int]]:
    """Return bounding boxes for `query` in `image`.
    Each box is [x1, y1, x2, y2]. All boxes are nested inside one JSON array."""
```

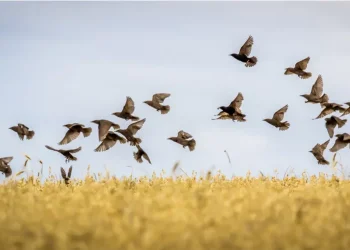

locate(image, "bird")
[[300, 75, 329, 105], [144, 93, 171, 114], [94, 131, 126, 152], [116, 118, 146, 146], [329, 133, 350, 152], [91, 119, 120, 141], [177, 130, 193, 140], [168, 131, 196, 151], [212, 112, 246, 122], [9, 123, 35, 140], [112, 96, 140, 121], [133, 145, 151, 164], [58, 123, 92, 145], [309, 139, 330, 165], [0, 157, 13, 178], [217, 92, 244, 116], [60, 166, 72, 185], [341, 102, 350, 117], [230, 35, 258, 67], [263, 105, 290, 131], [314, 103, 345, 119], [325, 116, 347, 138], [45, 145, 82, 163], [284, 57, 312, 79]]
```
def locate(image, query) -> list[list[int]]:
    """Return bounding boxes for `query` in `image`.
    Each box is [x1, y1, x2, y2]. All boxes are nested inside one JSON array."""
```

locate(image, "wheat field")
[[1, 170, 350, 250]]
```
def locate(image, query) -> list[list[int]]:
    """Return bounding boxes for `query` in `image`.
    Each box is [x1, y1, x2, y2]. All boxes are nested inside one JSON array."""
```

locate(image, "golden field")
[[1, 171, 350, 250]]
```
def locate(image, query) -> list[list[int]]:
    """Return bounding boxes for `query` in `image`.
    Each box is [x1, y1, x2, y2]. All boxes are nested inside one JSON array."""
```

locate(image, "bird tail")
[[187, 139, 196, 152], [27, 130, 35, 140], [338, 119, 347, 128], [82, 127, 92, 137], [133, 152, 143, 163], [279, 122, 290, 131], [160, 105, 170, 114], [319, 159, 329, 165], [130, 115, 140, 121], [245, 56, 257, 67], [130, 137, 142, 146], [300, 72, 312, 79]]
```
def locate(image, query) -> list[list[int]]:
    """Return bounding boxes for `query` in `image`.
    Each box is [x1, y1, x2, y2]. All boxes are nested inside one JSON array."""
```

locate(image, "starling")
[[61, 166, 72, 185], [309, 140, 330, 165], [94, 131, 126, 152], [300, 75, 329, 105], [168, 131, 196, 151], [144, 93, 171, 114], [284, 57, 312, 79], [133, 145, 151, 164], [329, 133, 350, 152], [341, 102, 350, 117], [116, 118, 146, 146], [212, 111, 246, 122], [112, 96, 140, 121], [325, 116, 347, 138], [45, 145, 82, 163], [230, 35, 258, 67], [91, 119, 120, 141], [263, 105, 290, 131], [58, 123, 92, 145], [314, 103, 345, 119], [9, 123, 35, 140], [217, 92, 244, 115], [0, 157, 13, 178]]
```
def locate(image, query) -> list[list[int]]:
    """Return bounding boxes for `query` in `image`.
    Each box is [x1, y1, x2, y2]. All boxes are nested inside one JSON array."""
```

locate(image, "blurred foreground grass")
[[1, 172, 350, 250]]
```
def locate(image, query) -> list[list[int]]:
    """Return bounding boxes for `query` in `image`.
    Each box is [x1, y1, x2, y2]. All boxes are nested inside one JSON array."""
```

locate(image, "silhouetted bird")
[[329, 133, 350, 152], [300, 75, 328, 105], [144, 93, 171, 114], [91, 119, 120, 141], [325, 116, 347, 138], [45, 145, 82, 163], [309, 140, 330, 165], [94, 132, 126, 152], [116, 118, 146, 146], [314, 103, 345, 119], [0, 157, 13, 178], [58, 123, 92, 145], [9, 123, 35, 140], [263, 105, 290, 131], [341, 102, 350, 117], [285, 57, 312, 79], [133, 145, 151, 164], [168, 131, 196, 151], [61, 166, 72, 185], [230, 36, 258, 67], [112, 96, 140, 121]]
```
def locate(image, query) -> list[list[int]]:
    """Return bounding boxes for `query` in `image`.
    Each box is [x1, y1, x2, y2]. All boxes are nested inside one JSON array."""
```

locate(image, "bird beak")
[[308, 151, 313, 153]]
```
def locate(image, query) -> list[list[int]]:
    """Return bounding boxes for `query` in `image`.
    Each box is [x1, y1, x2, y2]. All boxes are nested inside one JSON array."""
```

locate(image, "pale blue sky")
[[1, 2, 350, 180]]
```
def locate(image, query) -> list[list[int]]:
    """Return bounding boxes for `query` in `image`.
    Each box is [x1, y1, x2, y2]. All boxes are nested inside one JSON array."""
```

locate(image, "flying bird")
[[314, 103, 345, 119], [9, 123, 35, 140], [61, 166, 72, 185], [133, 145, 151, 164], [58, 123, 92, 145], [45, 145, 82, 163], [284, 57, 312, 79], [341, 102, 350, 117], [116, 118, 146, 146], [263, 105, 290, 131], [177, 130, 193, 140], [325, 116, 347, 138], [213, 111, 246, 122], [0, 157, 13, 178], [217, 92, 244, 115], [94, 132, 126, 152], [112, 96, 140, 121], [300, 75, 328, 105], [230, 35, 258, 67], [91, 119, 120, 141], [144, 93, 171, 114], [309, 140, 330, 165], [168, 131, 196, 151], [329, 133, 350, 152]]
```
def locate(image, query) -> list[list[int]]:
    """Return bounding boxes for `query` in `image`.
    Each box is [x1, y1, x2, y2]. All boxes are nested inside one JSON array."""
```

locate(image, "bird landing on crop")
[[144, 93, 171, 114], [61, 166, 72, 185], [230, 35, 258, 67], [9, 123, 35, 141], [284, 57, 312, 79]]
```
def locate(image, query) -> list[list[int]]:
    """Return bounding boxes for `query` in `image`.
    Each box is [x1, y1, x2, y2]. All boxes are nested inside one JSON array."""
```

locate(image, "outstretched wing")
[[325, 120, 336, 138], [239, 36, 254, 57], [152, 93, 171, 104], [60, 167, 67, 179], [127, 118, 146, 135], [94, 138, 117, 152], [67, 146, 82, 153], [229, 92, 244, 109], [273, 105, 288, 122], [178, 130, 192, 140], [330, 138, 348, 152], [320, 139, 330, 153], [58, 130, 80, 145], [122, 96, 135, 114], [0, 157, 13, 164], [310, 75, 323, 97], [67, 166, 73, 178], [295, 57, 310, 70], [142, 152, 152, 164], [45, 145, 58, 152], [98, 121, 112, 141]]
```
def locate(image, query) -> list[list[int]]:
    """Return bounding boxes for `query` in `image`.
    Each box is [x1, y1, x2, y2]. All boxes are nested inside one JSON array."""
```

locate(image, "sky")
[[1, 2, 350, 180]]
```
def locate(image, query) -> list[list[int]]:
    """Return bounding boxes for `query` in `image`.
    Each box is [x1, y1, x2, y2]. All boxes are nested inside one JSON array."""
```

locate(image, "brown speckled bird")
[[9, 123, 35, 141], [285, 57, 312, 79], [300, 75, 328, 105], [168, 131, 196, 151], [144, 93, 171, 114], [112, 96, 140, 121], [116, 118, 146, 146], [94, 132, 126, 152], [58, 123, 92, 145], [314, 103, 345, 119], [230, 36, 258, 67], [91, 119, 120, 141], [45, 145, 82, 163], [341, 102, 350, 117], [263, 105, 290, 131], [329, 133, 350, 152], [61, 166, 72, 185], [0, 157, 13, 178], [325, 116, 347, 138], [309, 140, 330, 165], [133, 145, 151, 164]]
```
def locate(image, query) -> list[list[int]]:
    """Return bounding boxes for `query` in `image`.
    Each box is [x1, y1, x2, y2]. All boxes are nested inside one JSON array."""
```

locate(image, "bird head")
[[284, 68, 293, 75], [144, 101, 153, 106], [218, 106, 226, 111]]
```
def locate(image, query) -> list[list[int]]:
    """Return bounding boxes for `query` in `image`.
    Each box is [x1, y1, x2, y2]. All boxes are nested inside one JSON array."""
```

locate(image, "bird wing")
[[316, 107, 334, 119], [310, 75, 323, 97], [0, 157, 13, 165], [294, 57, 310, 70], [325, 120, 336, 138], [98, 121, 112, 141], [18, 123, 29, 132], [343, 133, 350, 141], [95, 138, 117, 152], [127, 118, 146, 135], [67, 146, 82, 153], [238, 36, 254, 57], [178, 130, 192, 139], [229, 92, 244, 110], [45, 145, 58, 152], [60, 167, 67, 179], [68, 166, 73, 178], [122, 96, 135, 114], [333, 116, 347, 128], [330, 138, 348, 152], [58, 130, 80, 145], [152, 93, 171, 104], [142, 152, 152, 164], [320, 139, 330, 153], [273, 105, 288, 122]]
